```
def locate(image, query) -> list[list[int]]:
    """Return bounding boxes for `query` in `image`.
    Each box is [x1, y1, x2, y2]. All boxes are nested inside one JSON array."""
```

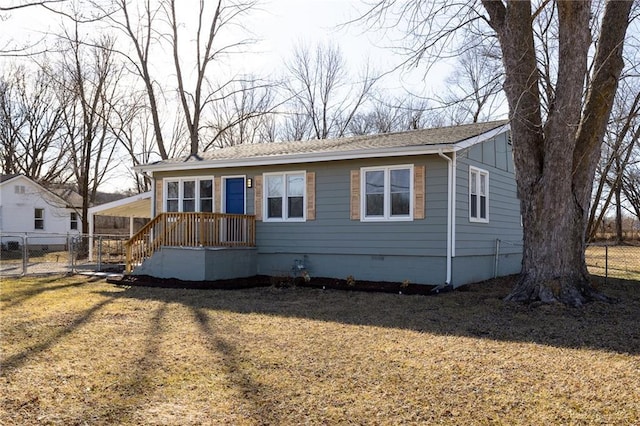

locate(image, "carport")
[[87, 191, 152, 261]]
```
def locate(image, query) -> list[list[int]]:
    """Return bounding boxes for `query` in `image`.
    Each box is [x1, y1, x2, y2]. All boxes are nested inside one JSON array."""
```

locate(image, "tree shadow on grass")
[[1, 297, 115, 373], [73, 302, 169, 425], [104, 275, 640, 355], [0, 278, 96, 309], [191, 307, 281, 423]]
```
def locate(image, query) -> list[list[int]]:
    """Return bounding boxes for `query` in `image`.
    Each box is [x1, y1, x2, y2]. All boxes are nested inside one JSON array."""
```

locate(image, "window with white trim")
[[70, 212, 79, 230], [164, 177, 214, 212], [361, 165, 413, 221], [264, 172, 305, 221], [469, 166, 489, 222], [34, 208, 44, 230]]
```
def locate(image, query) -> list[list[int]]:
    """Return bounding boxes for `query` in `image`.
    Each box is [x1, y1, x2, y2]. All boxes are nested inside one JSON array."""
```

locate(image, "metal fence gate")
[[1, 233, 128, 277]]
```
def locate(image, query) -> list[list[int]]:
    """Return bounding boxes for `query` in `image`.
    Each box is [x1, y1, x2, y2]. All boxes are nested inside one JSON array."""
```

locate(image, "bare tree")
[[165, 0, 258, 155], [348, 93, 432, 135], [283, 42, 379, 140], [622, 164, 640, 224], [588, 80, 640, 242], [100, 0, 171, 160], [0, 0, 65, 11], [0, 64, 68, 182], [203, 78, 278, 149], [56, 24, 124, 235], [439, 38, 504, 124], [362, 0, 635, 305]]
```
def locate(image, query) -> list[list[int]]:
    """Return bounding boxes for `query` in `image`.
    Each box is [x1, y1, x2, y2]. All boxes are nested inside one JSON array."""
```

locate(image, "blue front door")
[[225, 178, 245, 214]]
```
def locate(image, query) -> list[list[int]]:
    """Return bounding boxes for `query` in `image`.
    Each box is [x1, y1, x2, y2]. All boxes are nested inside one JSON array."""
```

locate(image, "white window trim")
[[469, 166, 489, 223], [360, 164, 414, 222], [164, 176, 215, 212], [34, 207, 45, 230], [221, 175, 247, 214], [262, 171, 306, 222], [70, 212, 79, 230]]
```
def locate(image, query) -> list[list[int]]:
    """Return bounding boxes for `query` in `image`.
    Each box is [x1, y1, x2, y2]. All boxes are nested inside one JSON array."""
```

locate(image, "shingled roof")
[[138, 120, 509, 172]]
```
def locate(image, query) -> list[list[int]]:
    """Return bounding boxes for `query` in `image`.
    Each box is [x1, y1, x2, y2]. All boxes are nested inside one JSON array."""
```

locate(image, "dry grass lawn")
[[1, 274, 639, 425]]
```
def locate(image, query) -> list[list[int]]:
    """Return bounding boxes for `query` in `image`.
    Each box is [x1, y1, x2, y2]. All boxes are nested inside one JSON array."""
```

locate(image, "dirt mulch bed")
[[110, 274, 444, 295]]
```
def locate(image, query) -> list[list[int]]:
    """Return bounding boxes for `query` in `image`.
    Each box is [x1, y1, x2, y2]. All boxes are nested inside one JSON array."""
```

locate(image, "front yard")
[[1, 275, 639, 425]]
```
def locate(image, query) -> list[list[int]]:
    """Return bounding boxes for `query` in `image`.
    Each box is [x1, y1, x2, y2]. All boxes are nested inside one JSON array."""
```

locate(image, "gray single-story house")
[[128, 120, 523, 287]]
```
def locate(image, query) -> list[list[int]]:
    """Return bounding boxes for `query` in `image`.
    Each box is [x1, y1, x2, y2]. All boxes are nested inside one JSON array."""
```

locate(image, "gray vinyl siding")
[[255, 157, 449, 257], [153, 156, 451, 285], [453, 133, 522, 283]]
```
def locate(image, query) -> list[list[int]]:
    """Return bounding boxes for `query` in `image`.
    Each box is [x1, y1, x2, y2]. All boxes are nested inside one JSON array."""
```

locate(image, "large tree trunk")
[[482, 0, 633, 305], [506, 179, 595, 305]]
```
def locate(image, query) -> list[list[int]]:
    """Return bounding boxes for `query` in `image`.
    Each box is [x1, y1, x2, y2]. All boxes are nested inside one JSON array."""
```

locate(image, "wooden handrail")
[[125, 212, 256, 273]]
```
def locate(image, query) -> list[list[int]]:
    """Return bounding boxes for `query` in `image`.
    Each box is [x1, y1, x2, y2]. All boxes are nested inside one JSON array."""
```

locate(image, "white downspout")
[[438, 150, 453, 285], [451, 151, 456, 258]]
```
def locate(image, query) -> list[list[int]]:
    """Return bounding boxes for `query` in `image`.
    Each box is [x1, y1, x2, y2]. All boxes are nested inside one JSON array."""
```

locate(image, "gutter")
[[437, 149, 455, 285]]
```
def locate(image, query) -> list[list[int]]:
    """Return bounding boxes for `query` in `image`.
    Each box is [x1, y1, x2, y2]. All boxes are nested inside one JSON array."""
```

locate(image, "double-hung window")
[[165, 178, 214, 212], [264, 172, 305, 221], [70, 212, 79, 230], [34, 208, 44, 230], [469, 166, 489, 222], [361, 165, 413, 221]]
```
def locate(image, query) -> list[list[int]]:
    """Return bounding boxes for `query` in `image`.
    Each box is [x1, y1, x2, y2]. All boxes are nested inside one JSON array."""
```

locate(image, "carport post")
[[97, 236, 102, 271], [88, 211, 94, 261]]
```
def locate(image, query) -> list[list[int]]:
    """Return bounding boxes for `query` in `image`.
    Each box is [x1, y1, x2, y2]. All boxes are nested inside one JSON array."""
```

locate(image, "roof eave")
[[452, 122, 511, 152]]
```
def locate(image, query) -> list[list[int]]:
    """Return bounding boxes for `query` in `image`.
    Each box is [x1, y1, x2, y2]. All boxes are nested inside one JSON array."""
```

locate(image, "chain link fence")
[[585, 243, 640, 282], [0, 233, 128, 277], [494, 240, 639, 282]]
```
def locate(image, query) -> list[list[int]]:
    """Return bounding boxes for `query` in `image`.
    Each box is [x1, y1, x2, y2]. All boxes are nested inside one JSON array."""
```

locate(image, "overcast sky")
[[1, 0, 448, 95]]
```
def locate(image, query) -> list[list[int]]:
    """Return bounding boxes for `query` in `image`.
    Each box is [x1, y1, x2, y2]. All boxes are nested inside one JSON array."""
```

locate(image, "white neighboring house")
[[0, 174, 82, 249]]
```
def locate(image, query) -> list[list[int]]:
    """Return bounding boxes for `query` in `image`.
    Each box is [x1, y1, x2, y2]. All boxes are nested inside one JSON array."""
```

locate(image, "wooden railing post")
[[199, 212, 204, 246], [125, 242, 132, 273]]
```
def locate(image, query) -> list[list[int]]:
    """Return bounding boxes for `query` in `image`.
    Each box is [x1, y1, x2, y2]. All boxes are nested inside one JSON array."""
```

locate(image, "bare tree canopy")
[[282, 42, 379, 140], [0, 0, 65, 11], [362, 0, 636, 305], [0, 64, 68, 182]]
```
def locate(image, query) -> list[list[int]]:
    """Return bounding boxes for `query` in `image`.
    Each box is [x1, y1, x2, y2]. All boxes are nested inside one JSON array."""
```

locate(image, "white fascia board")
[[452, 123, 511, 152], [135, 144, 458, 174]]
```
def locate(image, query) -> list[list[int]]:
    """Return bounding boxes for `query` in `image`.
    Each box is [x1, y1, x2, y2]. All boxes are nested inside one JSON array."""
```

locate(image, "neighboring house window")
[[361, 165, 413, 221], [70, 212, 79, 230], [14, 185, 25, 194], [469, 166, 489, 222], [264, 172, 305, 221], [164, 178, 214, 212], [34, 208, 44, 230]]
